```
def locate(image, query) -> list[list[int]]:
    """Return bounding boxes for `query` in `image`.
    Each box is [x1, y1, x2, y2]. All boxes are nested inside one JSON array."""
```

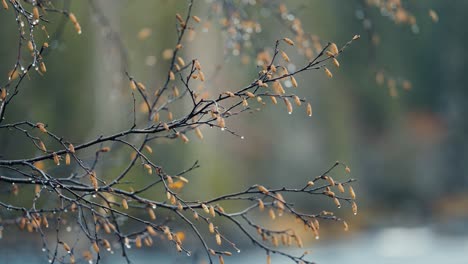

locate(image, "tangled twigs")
[[0, 1, 359, 263]]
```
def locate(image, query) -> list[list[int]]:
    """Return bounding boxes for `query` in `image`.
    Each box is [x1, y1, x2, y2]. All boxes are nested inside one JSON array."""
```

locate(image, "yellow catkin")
[[351, 201, 358, 215], [144, 237, 153, 247], [179, 176, 189, 183], [272, 235, 279, 247], [296, 235, 304, 248], [27, 41, 34, 52], [53, 152, 60, 165], [175, 13, 184, 23], [332, 58, 340, 68], [144, 164, 152, 174], [216, 233, 222, 245], [69, 143, 75, 153], [245, 91, 255, 98], [258, 199, 265, 211], [169, 71, 175, 80], [343, 221, 349, 231], [42, 215, 49, 228], [180, 133, 189, 143], [147, 207, 156, 220], [90, 172, 98, 190], [69, 13, 82, 34], [32, 7, 40, 20], [217, 116, 225, 129], [172, 86, 180, 97], [199, 71, 205, 81], [269, 208, 276, 220], [192, 15, 201, 23], [209, 206, 216, 217], [325, 176, 335, 186], [177, 57, 185, 67], [167, 111, 173, 121], [2, 0, 8, 10], [135, 236, 142, 248], [137, 82, 146, 91], [100, 147, 110, 152], [38, 141, 47, 152], [147, 225, 157, 236], [69, 13, 77, 24], [153, 112, 160, 122], [103, 223, 111, 234], [144, 145, 153, 154], [208, 222, 215, 233], [257, 185, 269, 194], [283, 98, 293, 114], [62, 242, 71, 253], [345, 166, 351, 173], [337, 183, 345, 193], [122, 199, 129, 209], [217, 206, 225, 214], [329, 43, 339, 55], [92, 241, 100, 253], [36, 122, 47, 133], [194, 127, 203, 140], [280, 50, 290, 62], [290, 76, 298, 87], [130, 80, 137, 90], [283, 37, 295, 46], [219, 255, 225, 264], [0, 88, 6, 101], [39, 62, 47, 73], [333, 197, 341, 208], [306, 103, 312, 117], [270, 64, 277, 73], [324, 67, 333, 78], [349, 186, 356, 199], [293, 95, 301, 106], [274, 81, 285, 94], [270, 96, 277, 104], [429, 9, 439, 23], [202, 203, 210, 214]]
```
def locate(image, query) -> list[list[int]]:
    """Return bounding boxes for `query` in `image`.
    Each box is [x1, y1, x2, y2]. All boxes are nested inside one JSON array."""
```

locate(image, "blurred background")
[[1, 0, 467, 263]]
